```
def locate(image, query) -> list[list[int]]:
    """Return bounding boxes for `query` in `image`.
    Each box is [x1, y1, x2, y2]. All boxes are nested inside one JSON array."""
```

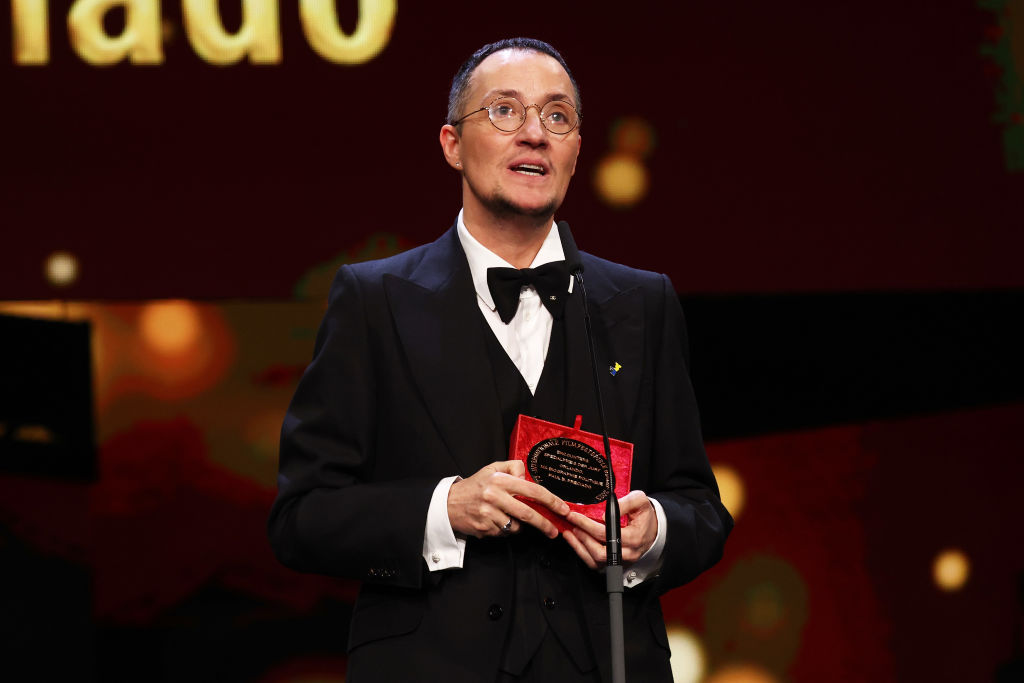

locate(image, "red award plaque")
[[508, 414, 633, 533]]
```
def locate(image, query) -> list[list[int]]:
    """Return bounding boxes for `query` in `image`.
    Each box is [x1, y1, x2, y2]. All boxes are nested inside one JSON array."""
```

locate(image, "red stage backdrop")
[[1, 0, 1022, 299]]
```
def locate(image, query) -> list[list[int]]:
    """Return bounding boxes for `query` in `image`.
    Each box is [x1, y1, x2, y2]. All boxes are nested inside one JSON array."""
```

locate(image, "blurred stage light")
[[703, 554, 808, 670], [665, 624, 706, 683], [712, 463, 745, 520], [244, 408, 288, 466], [594, 153, 649, 207], [746, 581, 785, 634], [139, 300, 202, 356], [933, 548, 970, 591], [13, 424, 55, 443], [45, 251, 79, 287], [705, 663, 778, 683], [257, 654, 347, 683], [610, 116, 657, 159]]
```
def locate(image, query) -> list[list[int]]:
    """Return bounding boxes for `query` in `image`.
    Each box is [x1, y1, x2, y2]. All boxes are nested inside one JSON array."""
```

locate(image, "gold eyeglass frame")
[[452, 95, 581, 135]]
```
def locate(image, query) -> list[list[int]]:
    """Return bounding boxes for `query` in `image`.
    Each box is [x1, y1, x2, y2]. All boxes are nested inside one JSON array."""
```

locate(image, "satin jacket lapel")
[[384, 229, 506, 476], [564, 271, 644, 442]]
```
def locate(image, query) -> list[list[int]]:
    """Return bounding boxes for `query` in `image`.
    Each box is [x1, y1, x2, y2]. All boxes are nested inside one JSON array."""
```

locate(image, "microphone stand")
[[559, 222, 626, 683]]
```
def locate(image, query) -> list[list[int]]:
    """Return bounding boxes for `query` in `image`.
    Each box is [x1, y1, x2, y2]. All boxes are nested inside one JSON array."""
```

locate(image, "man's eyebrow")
[[479, 88, 575, 105], [478, 88, 522, 102]]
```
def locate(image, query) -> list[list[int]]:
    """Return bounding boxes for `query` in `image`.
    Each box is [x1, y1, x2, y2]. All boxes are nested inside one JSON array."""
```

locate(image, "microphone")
[[557, 220, 619, 562], [557, 220, 625, 683], [557, 220, 584, 276]]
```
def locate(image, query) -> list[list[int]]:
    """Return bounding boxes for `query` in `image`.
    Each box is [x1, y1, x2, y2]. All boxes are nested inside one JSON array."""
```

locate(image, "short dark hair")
[[446, 38, 582, 126]]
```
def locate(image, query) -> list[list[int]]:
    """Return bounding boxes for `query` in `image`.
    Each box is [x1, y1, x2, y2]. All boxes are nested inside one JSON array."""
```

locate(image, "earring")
[[456, 162, 461, 167]]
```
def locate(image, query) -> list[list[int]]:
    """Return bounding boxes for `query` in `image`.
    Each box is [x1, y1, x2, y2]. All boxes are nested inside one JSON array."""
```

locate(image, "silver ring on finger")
[[501, 518, 513, 533]]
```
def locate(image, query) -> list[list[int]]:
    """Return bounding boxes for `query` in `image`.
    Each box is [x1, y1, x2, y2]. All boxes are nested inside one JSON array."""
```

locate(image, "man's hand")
[[561, 490, 659, 570], [448, 460, 570, 539]]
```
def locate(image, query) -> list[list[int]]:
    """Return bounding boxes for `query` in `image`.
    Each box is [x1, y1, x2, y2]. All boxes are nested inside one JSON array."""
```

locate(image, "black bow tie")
[[486, 261, 570, 324]]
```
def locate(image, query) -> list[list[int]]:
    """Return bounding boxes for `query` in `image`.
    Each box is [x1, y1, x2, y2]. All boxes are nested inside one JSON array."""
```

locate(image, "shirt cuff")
[[422, 475, 466, 571], [623, 497, 667, 588]]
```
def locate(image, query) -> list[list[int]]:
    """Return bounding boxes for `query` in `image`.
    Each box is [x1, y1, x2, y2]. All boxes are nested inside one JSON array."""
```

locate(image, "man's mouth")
[[510, 163, 546, 176]]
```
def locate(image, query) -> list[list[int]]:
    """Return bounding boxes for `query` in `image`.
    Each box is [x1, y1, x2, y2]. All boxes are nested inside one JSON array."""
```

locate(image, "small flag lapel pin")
[[609, 362, 623, 376]]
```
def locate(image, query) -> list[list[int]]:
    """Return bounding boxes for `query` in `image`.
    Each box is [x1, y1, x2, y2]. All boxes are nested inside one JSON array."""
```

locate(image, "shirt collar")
[[456, 209, 566, 312]]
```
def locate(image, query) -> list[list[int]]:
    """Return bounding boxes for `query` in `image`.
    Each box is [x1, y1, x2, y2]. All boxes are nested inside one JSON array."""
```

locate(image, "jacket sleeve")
[[647, 274, 733, 592], [267, 265, 437, 589]]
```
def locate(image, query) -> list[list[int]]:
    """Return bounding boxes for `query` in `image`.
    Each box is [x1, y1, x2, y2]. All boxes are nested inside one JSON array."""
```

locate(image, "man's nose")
[[516, 106, 548, 144]]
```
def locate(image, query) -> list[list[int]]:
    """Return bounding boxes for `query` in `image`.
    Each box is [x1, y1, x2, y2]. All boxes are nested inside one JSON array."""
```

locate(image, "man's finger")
[[562, 530, 600, 570], [619, 526, 649, 562], [565, 513, 607, 558], [577, 528, 607, 566], [500, 477, 570, 517], [489, 460, 526, 478], [506, 498, 561, 538], [566, 510, 605, 539], [618, 490, 652, 516], [493, 516, 519, 535], [618, 497, 658, 561], [620, 523, 647, 548]]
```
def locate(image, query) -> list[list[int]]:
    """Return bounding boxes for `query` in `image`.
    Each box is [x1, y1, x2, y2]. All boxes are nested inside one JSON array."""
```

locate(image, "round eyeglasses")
[[453, 96, 581, 135]]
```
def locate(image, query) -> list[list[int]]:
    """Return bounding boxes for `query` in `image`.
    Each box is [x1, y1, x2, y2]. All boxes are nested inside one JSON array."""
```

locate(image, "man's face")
[[443, 49, 582, 223]]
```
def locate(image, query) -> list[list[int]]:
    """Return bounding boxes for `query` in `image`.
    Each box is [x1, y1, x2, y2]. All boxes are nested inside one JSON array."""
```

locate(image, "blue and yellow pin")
[[609, 362, 623, 376]]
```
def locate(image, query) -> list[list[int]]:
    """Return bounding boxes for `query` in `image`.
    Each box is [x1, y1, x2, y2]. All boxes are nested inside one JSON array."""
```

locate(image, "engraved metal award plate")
[[527, 437, 612, 504]]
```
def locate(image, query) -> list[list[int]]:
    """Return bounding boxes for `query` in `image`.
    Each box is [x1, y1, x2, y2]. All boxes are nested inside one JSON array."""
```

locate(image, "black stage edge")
[[682, 290, 1024, 441], [0, 313, 97, 481], [96, 588, 353, 683]]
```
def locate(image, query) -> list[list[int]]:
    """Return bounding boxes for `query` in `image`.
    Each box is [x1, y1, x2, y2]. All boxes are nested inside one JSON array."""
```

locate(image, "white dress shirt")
[[421, 210, 666, 587]]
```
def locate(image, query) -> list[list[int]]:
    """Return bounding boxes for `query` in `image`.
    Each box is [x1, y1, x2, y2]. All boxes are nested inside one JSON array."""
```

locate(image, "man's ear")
[[570, 133, 582, 176], [439, 124, 462, 170]]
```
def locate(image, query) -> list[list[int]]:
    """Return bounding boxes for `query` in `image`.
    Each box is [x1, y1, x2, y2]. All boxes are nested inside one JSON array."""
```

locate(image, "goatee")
[[481, 194, 560, 222]]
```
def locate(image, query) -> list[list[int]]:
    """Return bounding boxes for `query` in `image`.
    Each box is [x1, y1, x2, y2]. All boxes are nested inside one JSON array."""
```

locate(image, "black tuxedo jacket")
[[268, 225, 732, 682]]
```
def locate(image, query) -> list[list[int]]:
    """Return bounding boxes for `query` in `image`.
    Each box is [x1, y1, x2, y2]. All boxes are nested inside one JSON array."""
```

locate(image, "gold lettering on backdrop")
[[11, 1, 396, 65], [181, 0, 281, 65], [67, 0, 163, 65], [12, 0, 49, 64], [299, 0, 396, 64]]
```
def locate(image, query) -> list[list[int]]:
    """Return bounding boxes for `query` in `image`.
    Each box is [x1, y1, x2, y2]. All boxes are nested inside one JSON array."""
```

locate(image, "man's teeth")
[[512, 164, 545, 176]]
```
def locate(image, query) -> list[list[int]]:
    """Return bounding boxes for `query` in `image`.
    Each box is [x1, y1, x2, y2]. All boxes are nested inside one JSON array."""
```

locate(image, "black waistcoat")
[[480, 317, 597, 676]]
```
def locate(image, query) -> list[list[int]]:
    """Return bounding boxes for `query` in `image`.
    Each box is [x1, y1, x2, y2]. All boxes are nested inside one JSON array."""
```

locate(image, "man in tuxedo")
[[269, 38, 732, 682]]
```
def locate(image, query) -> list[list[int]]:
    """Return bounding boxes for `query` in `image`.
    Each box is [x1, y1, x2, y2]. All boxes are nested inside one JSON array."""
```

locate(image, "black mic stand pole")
[[570, 261, 627, 683]]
